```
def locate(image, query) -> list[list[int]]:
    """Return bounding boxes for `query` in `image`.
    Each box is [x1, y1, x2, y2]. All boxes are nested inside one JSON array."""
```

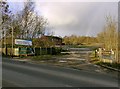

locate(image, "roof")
[[42, 36, 62, 40]]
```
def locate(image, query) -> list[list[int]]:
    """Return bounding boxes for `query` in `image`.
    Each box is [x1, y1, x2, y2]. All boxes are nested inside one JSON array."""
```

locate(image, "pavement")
[[2, 57, 119, 87]]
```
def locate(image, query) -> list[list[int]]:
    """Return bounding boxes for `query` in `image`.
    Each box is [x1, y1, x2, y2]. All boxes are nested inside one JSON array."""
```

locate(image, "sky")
[[7, 0, 118, 37]]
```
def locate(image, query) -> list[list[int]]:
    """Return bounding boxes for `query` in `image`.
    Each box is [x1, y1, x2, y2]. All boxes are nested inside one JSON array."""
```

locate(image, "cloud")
[[35, 2, 91, 26], [35, 2, 118, 37], [7, 0, 119, 2], [8, 1, 118, 37]]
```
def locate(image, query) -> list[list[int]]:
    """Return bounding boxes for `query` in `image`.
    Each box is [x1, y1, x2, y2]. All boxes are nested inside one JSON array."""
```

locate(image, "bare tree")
[[97, 15, 118, 63], [7, 0, 48, 40], [0, 0, 12, 47]]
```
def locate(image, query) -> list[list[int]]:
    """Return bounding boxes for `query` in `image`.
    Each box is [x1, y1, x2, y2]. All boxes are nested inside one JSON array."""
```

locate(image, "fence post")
[[34, 47, 35, 56], [5, 46, 7, 56], [109, 49, 113, 63], [26, 47, 27, 56], [46, 47, 47, 55], [95, 50, 97, 57], [40, 47, 41, 55], [18, 47, 20, 57], [51, 47, 52, 55], [98, 48, 102, 62]]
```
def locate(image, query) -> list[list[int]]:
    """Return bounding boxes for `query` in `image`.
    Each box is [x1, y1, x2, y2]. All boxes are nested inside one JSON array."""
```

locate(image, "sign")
[[15, 39, 32, 46], [14, 48, 19, 56]]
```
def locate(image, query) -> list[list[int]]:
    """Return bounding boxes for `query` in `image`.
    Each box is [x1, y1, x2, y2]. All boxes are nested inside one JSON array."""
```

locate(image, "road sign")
[[15, 39, 32, 46]]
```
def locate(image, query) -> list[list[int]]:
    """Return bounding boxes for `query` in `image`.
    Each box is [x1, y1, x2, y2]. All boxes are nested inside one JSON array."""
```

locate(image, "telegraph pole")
[[5, 30, 7, 55], [12, 26, 13, 57]]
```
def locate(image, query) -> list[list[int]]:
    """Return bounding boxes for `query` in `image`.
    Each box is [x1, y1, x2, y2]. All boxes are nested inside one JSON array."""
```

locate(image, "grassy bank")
[[95, 62, 120, 70]]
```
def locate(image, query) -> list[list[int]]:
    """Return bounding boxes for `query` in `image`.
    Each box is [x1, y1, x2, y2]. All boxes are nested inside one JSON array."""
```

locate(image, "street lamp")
[[11, 25, 13, 57], [10, 16, 14, 58]]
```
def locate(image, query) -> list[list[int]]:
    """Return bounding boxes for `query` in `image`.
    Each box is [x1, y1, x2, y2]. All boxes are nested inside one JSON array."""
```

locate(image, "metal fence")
[[34, 47, 61, 55], [0, 47, 62, 56]]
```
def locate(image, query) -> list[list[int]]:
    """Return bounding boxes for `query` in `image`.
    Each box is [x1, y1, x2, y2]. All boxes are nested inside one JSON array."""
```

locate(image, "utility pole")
[[12, 26, 13, 57], [5, 30, 7, 55]]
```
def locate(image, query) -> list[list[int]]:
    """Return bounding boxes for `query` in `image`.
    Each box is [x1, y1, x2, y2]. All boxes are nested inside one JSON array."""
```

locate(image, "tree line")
[[63, 35, 98, 46], [97, 15, 118, 63], [63, 15, 118, 49], [63, 15, 118, 63]]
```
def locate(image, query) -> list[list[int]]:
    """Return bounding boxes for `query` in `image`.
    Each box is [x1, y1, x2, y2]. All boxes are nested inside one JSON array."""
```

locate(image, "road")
[[2, 57, 119, 88], [0, 55, 2, 88]]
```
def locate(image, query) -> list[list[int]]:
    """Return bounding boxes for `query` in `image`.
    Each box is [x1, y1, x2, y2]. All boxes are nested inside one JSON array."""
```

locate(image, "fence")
[[34, 47, 61, 55], [96, 48, 116, 63], [0, 47, 62, 56]]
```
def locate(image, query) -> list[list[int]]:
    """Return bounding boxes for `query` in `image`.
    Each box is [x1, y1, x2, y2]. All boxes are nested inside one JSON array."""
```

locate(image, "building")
[[37, 35, 62, 47], [45, 36, 62, 46]]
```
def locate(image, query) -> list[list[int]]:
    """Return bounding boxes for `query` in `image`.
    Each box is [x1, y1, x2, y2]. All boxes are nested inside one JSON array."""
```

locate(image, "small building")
[[37, 35, 62, 47], [45, 36, 62, 46]]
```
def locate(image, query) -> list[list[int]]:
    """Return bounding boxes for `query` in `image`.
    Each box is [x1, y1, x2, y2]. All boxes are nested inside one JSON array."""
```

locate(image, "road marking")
[[59, 60, 67, 63], [65, 84, 73, 87], [95, 69, 101, 72]]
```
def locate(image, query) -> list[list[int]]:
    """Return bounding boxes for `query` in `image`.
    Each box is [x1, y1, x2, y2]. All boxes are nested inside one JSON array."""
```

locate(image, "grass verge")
[[95, 62, 120, 70]]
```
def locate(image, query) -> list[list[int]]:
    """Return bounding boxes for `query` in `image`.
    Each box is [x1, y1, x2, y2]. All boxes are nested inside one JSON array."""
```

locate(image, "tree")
[[97, 15, 118, 63], [7, 0, 48, 40], [63, 35, 98, 45], [63, 36, 71, 45], [97, 15, 118, 50], [20, 1, 35, 39], [1, 0, 11, 26], [0, 0, 12, 46]]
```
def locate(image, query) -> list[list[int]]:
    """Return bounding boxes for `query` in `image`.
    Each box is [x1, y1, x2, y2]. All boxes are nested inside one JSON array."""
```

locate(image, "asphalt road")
[[2, 57, 119, 87], [0, 55, 2, 88]]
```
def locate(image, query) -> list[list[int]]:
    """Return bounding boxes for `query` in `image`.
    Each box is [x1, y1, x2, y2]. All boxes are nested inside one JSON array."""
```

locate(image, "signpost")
[[15, 39, 33, 56]]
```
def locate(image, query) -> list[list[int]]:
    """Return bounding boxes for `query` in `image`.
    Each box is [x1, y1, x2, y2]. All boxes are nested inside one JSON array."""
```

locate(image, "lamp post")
[[11, 26, 13, 57], [5, 29, 7, 55]]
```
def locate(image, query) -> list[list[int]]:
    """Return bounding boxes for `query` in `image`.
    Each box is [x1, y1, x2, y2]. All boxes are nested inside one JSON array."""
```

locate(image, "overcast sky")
[[8, 0, 118, 37]]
